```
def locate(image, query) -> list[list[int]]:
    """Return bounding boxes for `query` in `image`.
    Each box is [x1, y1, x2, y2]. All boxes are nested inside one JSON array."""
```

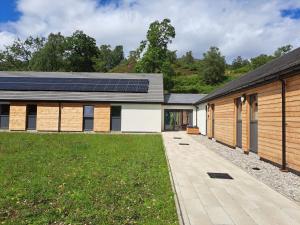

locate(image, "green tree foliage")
[[274, 44, 293, 58], [231, 56, 250, 69], [64, 31, 98, 72], [93, 45, 124, 72], [135, 18, 175, 73], [30, 33, 66, 71], [250, 54, 274, 69], [0, 36, 45, 70], [181, 51, 194, 64], [202, 47, 226, 85]]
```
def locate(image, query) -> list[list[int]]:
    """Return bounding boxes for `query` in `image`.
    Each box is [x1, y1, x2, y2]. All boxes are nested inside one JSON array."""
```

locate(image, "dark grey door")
[[111, 106, 121, 131], [0, 104, 10, 129], [26, 104, 37, 130], [250, 95, 258, 153], [236, 99, 242, 148], [83, 105, 94, 131]]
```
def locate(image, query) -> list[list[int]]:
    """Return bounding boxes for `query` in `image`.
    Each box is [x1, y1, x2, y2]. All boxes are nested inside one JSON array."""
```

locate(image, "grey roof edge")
[[164, 93, 207, 105], [196, 47, 300, 104]]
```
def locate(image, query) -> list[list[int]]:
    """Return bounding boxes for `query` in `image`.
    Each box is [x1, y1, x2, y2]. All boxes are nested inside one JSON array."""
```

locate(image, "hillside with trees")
[[0, 18, 293, 94]]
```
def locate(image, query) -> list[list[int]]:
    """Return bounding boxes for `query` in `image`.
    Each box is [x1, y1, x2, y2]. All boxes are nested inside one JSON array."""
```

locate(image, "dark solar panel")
[[0, 77, 149, 93]]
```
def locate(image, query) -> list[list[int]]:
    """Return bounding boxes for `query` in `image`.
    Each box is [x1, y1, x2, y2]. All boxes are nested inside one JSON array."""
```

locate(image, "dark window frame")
[[83, 105, 94, 131], [0, 104, 10, 129]]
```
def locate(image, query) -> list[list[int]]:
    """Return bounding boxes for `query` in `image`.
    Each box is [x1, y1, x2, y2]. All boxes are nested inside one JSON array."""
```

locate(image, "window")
[[26, 104, 37, 130], [250, 95, 258, 121], [237, 98, 242, 121], [83, 106, 94, 131], [0, 104, 10, 129]]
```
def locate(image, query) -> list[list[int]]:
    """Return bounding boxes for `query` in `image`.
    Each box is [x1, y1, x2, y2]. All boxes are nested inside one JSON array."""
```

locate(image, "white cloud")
[[1, 0, 300, 61]]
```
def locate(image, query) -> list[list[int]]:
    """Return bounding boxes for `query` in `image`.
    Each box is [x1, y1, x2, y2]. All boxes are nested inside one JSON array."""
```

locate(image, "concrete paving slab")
[[163, 131, 300, 225]]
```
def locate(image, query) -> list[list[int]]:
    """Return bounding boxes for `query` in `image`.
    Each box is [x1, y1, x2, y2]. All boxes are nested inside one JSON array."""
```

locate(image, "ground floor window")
[[26, 104, 37, 130], [164, 109, 193, 131], [0, 104, 10, 129], [111, 106, 121, 131], [83, 105, 94, 131]]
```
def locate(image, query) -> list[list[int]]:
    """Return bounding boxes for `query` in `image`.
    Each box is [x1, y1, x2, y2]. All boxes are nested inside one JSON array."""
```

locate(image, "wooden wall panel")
[[60, 103, 83, 132], [37, 103, 59, 131], [213, 97, 235, 146], [208, 81, 283, 165], [9, 103, 26, 131], [257, 81, 282, 165], [286, 75, 300, 172], [94, 104, 110, 132]]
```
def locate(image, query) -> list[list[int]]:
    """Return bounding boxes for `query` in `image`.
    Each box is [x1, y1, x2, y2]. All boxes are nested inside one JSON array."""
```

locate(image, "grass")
[[0, 133, 178, 225]]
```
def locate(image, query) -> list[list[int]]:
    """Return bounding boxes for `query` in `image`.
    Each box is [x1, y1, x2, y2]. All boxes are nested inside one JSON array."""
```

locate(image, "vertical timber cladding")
[[9, 102, 27, 131], [61, 103, 83, 132], [286, 75, 300, 172], [94, 104, 111, 132], [208, 80, 283, 165], [37, 103, 59, 131]]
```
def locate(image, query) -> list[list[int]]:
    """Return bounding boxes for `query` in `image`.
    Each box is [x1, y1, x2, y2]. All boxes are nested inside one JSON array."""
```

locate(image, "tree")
[[135, 18, 175, 73], [30, 33, 66, 71], [0, 36, 45, 70], [231, 56, 250, 70], [181, 51, 194, 64], [274, 44, 293, 58], [93, 45, 124, 72], [250, 54, 273, 69], [161, 61, 175, 91], [202, 47, 226, 85], [65, 30, 98, 72]]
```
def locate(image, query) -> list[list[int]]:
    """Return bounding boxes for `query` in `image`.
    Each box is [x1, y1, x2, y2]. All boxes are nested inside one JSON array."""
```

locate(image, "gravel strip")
[[191, 135, 300, 203]]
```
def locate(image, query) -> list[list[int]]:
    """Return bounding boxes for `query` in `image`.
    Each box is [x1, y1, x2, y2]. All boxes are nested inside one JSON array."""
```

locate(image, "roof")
[[164, 93, 206, 105], [197, 47, 300, 104], [0, 72, 164, 103]]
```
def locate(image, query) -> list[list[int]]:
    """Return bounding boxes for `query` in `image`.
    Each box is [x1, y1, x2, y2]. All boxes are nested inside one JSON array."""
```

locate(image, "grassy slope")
[[110, 61, 243, 94], [0, 133, 178, 225]]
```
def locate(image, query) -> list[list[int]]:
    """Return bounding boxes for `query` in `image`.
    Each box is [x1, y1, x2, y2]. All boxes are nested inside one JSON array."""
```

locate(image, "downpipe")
[[280, 79, 288, 172]]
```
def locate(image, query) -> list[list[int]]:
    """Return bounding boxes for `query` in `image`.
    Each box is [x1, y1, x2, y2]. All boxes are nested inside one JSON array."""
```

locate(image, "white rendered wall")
[[161, 105, 197, 130], [120, 104, 162, 132], [197, 103, 207, 135]]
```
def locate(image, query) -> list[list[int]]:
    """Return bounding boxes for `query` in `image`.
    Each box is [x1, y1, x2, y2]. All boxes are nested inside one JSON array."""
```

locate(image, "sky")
[[0, 0, 300, 62]]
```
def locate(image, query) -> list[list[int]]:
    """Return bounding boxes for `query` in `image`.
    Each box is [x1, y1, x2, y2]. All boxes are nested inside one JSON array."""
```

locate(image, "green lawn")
[[0, 133, 178, 225]]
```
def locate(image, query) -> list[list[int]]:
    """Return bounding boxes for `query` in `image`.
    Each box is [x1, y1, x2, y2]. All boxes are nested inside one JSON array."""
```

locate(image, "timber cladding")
[[37, 103, 59, 131], [207, 80, 284, 168], [60, 103, 84, 132], [94, 104, 110, 132], [286, 75, 300, 171], [9, 102, 27, 131]]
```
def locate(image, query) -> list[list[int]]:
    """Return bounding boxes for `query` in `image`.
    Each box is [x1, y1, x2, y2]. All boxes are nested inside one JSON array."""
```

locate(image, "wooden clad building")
[[197, 47, 300, 173]]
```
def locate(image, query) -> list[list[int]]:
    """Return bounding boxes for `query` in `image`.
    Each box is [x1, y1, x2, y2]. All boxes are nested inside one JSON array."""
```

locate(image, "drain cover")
[[207, 172, 233, 179], [179, 143, 189, 145], [252, 167, 261, 171], [173, 137, 182, 139]]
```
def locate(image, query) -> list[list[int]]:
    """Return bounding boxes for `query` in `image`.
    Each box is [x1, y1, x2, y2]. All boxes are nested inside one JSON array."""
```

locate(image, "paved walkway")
[[163, 132, 300, 225]]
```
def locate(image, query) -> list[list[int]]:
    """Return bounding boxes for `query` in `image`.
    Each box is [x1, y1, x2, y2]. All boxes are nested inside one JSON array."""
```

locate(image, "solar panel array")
[[0, 77, 149, 93]]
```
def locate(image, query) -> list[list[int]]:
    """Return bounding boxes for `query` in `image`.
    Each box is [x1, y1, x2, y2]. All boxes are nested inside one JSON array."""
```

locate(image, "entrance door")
[[111, 106, 121, 131], [236, 98, 242, 148], [164, 110, 193, 131], [26, 104, 37, 130], [250, 95, 258, 153], [211, 104, 215, 138]]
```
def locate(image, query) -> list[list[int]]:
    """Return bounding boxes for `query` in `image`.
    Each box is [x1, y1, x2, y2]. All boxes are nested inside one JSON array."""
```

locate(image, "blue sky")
[[1, 0, 300, 61]]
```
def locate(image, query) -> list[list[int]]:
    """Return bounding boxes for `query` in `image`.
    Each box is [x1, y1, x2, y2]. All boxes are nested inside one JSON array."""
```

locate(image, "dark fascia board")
[[195, 65, 300, 105], [163, 103, 197, 106]]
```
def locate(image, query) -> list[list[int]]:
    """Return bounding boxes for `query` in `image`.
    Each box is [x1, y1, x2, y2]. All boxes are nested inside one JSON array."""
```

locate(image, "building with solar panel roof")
[[0, 71, 205, 133]]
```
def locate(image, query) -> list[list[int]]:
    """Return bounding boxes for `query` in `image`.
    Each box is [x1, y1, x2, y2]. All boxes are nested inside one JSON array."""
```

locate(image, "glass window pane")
[[84, 118, 94, 131], [27, 105, 37, 115], [0, 104, 9, 115], [84, 106, 94, 118], [237, 99, 242, 120], [250, 95, 258, 121], [111, 106, 121, 117]]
